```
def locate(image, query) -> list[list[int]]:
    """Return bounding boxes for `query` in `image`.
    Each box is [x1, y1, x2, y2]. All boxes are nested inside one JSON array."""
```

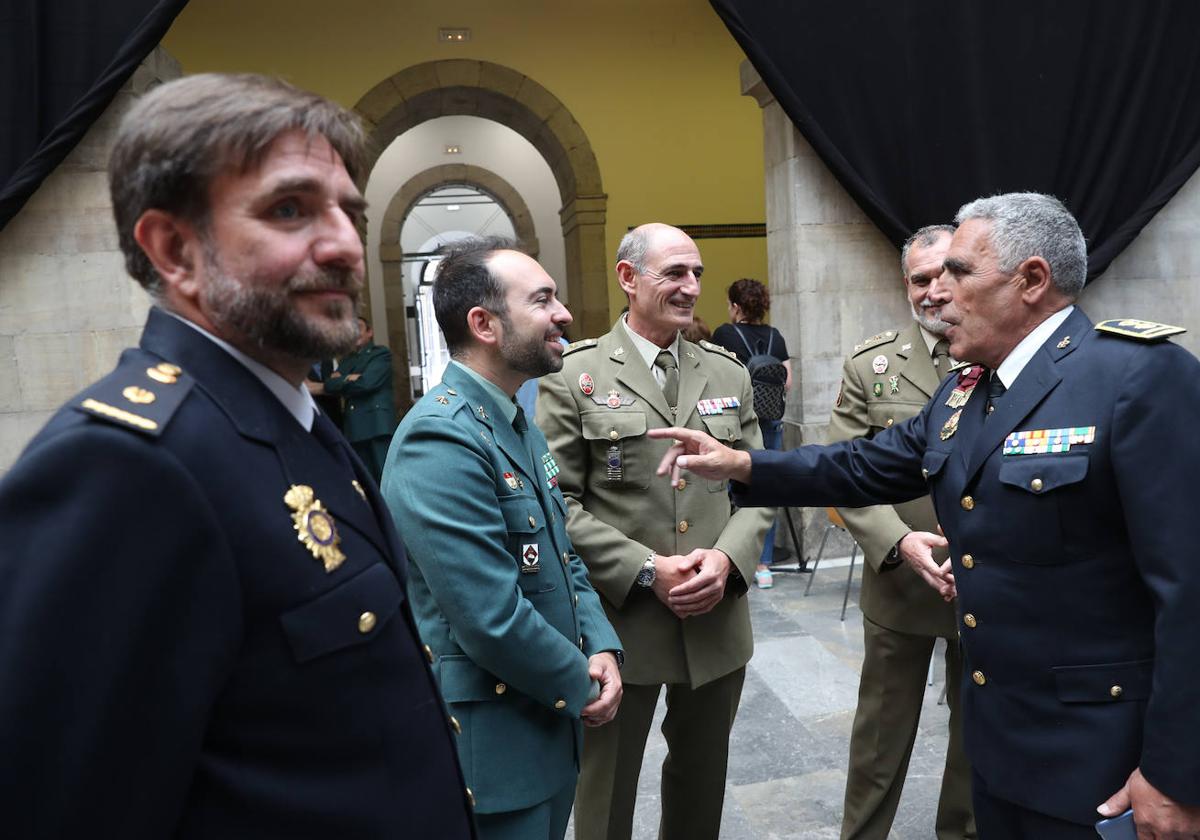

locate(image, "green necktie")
[[654, 349, 678, 408]]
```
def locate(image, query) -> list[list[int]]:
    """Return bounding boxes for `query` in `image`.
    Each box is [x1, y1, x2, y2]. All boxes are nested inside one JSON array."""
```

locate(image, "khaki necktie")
[[654, 349, 679, 409], [932, 338, 951, 371]]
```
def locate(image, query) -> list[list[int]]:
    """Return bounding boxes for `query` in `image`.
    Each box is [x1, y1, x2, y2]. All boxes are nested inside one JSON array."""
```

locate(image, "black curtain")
[[711, 0, 1200, 281], [0, 0, 189, 231]]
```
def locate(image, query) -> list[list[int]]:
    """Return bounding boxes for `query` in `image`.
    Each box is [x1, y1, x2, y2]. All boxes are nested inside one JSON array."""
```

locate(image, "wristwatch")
[[635, 554, 657, 588], [884, 537, 905, 566]]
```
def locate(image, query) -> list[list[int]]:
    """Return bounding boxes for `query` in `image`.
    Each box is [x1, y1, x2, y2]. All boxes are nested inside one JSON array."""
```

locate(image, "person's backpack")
[[732, 325, 787, 421]]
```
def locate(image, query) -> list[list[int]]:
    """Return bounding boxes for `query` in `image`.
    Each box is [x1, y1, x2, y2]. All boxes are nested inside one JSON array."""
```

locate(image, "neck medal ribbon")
[[284, 484, 346, 572], [945, 365, 984, 408]]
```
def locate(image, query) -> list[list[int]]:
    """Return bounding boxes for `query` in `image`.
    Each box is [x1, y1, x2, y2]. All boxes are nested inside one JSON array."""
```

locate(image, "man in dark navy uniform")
[[0, 74, 475, 838], [651, 193, 1200, 839]]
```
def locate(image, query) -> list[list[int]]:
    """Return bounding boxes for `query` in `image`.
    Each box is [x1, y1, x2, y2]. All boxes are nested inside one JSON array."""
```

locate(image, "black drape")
[[0, 0, 189, 231], [711, 0, 1200, 281]]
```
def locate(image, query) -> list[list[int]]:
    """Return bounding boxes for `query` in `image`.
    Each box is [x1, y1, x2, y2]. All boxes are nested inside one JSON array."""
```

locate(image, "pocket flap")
[[437, 654, 501, 702], [701, 415, 742, 443], [498, 493, 542, 534], [280, 563, 403, 664], [1053, 659, 1152, 703], [581, 411, 646, 442], [921, 448, 950, 480], [999, 455, 1088, 494]]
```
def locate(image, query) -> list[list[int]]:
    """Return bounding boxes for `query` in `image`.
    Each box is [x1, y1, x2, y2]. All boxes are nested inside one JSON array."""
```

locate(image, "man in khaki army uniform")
[[829, 224, 974, 840], [537, 223, 773, 840]]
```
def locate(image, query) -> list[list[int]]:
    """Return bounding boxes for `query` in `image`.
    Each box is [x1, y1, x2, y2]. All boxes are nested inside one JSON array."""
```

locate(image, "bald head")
[[616, 223, 695, 274], [616, 223, 703, 346]]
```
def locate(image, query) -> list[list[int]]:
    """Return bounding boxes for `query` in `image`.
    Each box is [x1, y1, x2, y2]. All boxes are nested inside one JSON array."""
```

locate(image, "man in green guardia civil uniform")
[[383, 237, 623, 840], [537, 223, 773, 840], [321, 316, 395, 483], [829, 224, 974, 840]]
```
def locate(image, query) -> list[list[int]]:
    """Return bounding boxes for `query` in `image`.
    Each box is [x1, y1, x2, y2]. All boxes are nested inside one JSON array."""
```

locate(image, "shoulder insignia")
[[74, 359, 194, 437], [851, 330, 898, 355], [1094, 318, 1186, 342], [562, 338, 599, 356], [698, 340, 744, 365]]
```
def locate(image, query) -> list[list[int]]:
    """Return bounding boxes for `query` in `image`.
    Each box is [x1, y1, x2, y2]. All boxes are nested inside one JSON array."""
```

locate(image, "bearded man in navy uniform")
[[651, 193, 1200, 839], [0, 74, 475, 838]]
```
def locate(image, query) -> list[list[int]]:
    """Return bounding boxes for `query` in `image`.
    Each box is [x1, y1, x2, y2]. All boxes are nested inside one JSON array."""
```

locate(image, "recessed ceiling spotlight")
[[445, 145, 461, 154], [438, 28, 470, 43], [446, 205, 461, 212]]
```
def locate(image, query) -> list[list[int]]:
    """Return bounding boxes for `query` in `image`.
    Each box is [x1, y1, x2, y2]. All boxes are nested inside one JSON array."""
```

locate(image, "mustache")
[[287, 268, 362, 295]]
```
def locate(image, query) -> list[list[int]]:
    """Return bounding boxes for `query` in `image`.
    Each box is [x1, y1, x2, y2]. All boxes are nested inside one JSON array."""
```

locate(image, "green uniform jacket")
[[537, 322, 773, 688], [827, 321, 957, 637], [325, 343, 395, 443], [383, 363, 621, 815]]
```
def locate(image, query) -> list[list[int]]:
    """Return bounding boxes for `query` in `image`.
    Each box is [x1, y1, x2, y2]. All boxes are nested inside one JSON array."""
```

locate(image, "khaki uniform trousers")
[[841, 616, 975, 840], [574, 667, 745, 840]]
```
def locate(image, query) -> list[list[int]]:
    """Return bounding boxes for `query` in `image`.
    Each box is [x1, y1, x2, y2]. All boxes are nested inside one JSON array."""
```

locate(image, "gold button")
[[987, 404, 995, 414], [961, 495, 975, 511], [466, 787, 475, 808], [554, 699, 567, 710], [676, 478, 687, 491], [678, 520, 689, 533], [961, 554, 974, 569], [963, 613, 977, 628], [972, 670, 986, 686], [449, 716, 461, 734], [423, 644, 434, 663], [609, 429, 619, 440], [1110, 685, 1123, 698], [1030, 477, 1043, 492], [495, 682, 507, 695], [922, 468, 929, 479], [528, 515, 537, 527], [886, 418, 894, 427], [358, 611, 377, 633]]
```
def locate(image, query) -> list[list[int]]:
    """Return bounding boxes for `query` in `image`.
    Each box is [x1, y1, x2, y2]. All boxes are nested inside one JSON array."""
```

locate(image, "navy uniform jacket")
[[735, 307, 1200, 825], [0, 308, 475, 839], [383, 363, 622, 815]]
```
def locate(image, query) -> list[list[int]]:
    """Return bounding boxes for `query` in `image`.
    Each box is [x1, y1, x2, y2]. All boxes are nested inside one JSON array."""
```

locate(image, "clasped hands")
[[648, 427, 956, 602], [650, 548, 732, 619]]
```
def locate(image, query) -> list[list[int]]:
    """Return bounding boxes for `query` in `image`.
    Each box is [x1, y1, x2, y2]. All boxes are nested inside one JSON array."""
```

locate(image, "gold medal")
[[940, 409, 962, 441], [284, 485, 346, 572]]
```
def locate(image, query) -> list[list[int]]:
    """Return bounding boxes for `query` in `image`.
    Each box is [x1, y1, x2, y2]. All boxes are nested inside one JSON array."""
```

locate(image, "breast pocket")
[[581, 411, 648, 490], [498, 493, 557, 594], [866, 401, 924, 436], [700, 414, 743, 492], [279, 562, 403, 663], [996, 454, 1089, 565]]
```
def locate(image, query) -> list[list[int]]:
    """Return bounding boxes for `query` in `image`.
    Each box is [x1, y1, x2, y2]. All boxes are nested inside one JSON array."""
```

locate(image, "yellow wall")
[[162, 0, 767, 333]]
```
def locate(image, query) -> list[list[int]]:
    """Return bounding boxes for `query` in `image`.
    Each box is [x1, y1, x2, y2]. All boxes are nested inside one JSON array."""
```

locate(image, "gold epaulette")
[[852, 330, 898, 355], [562, 338, 599, 356], [698, 340, 743, 365], [1094, 319, 1186, 342], [74, 359, 193, 437]]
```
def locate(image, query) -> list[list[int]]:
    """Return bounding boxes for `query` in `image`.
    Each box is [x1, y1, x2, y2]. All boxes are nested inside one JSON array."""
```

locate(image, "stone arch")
[[375, 164, 539, 414], [355, 59, 609, 339]]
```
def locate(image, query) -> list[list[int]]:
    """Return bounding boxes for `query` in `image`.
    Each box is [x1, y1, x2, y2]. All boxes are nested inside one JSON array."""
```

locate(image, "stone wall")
[[0, 48, 181, 476], [742, 60, 1200, 563]]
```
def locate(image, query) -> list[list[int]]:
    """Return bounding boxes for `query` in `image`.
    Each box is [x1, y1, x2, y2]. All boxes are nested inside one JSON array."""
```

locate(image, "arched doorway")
[[355, 59, 609, 338]]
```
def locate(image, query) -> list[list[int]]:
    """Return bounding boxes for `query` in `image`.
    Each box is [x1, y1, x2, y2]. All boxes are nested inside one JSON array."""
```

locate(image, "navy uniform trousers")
[[735, 309, 1200, 835]]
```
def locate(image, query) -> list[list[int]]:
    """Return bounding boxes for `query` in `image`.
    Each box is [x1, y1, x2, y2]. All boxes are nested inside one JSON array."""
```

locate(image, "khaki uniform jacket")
[[538, 321, 773, 688], [827, 321, 957, 638]]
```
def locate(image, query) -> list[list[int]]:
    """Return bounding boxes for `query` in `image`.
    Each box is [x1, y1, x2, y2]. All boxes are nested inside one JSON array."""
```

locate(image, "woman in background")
[[711, 278, 792, 588]]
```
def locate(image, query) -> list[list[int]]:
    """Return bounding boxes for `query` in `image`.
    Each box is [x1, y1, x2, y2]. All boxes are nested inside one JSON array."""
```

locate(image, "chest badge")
[[946, 365, 984, 408], [888, 375, 900, 395], [503, 472, 521, 490], [542, 451, 560, 488], [579, 373, 595, 396], [872, 354, 889, 374], [606, 389, 623, 409], [521, 544, 541, 573], [284, 485, 346, 572], [873, 382, 884, 397], [940, 409, 962, 441]]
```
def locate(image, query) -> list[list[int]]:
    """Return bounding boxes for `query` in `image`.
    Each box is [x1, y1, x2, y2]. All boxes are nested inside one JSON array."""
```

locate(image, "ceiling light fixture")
[[445, 145, 461, 154], [438, 28, 470, 43]]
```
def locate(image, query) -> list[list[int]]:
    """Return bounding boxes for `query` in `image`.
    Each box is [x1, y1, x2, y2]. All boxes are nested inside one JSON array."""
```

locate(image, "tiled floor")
[[571, 559, 959, 839]]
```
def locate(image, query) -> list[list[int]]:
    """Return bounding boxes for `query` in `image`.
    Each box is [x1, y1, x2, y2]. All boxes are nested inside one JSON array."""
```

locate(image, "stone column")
[[378, 243, 413, 419], [560, 194, 609, 339], [0, 48, 181, 475], [741, 61, 901, 563]]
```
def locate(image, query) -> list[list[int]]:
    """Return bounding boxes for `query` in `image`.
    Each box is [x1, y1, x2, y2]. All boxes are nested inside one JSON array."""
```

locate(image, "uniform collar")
[[995, 305, 1075, 388], [620, 313, 680, 373], [448, 359, 518, 426], [163, 309, 317, 431]]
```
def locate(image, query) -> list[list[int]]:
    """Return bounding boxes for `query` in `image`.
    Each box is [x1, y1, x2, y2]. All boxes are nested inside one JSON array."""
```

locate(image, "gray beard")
[[911, 301, 950, 336]]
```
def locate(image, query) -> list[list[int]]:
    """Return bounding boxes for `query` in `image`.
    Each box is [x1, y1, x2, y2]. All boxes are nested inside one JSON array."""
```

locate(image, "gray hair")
[[900, 224, 956, 276], [954, 193, 1087, 297], [616, 227, 650, 273], [109, 73, 369, 295]]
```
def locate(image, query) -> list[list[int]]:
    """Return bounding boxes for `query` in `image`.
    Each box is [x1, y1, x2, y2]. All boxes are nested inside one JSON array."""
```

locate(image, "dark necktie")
[[512, 404, 528, 434], [311, 410, 355, 476], [985, 372, 1007, 416], [932, 338, 951, 371], [654, 349, 679, 409]]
